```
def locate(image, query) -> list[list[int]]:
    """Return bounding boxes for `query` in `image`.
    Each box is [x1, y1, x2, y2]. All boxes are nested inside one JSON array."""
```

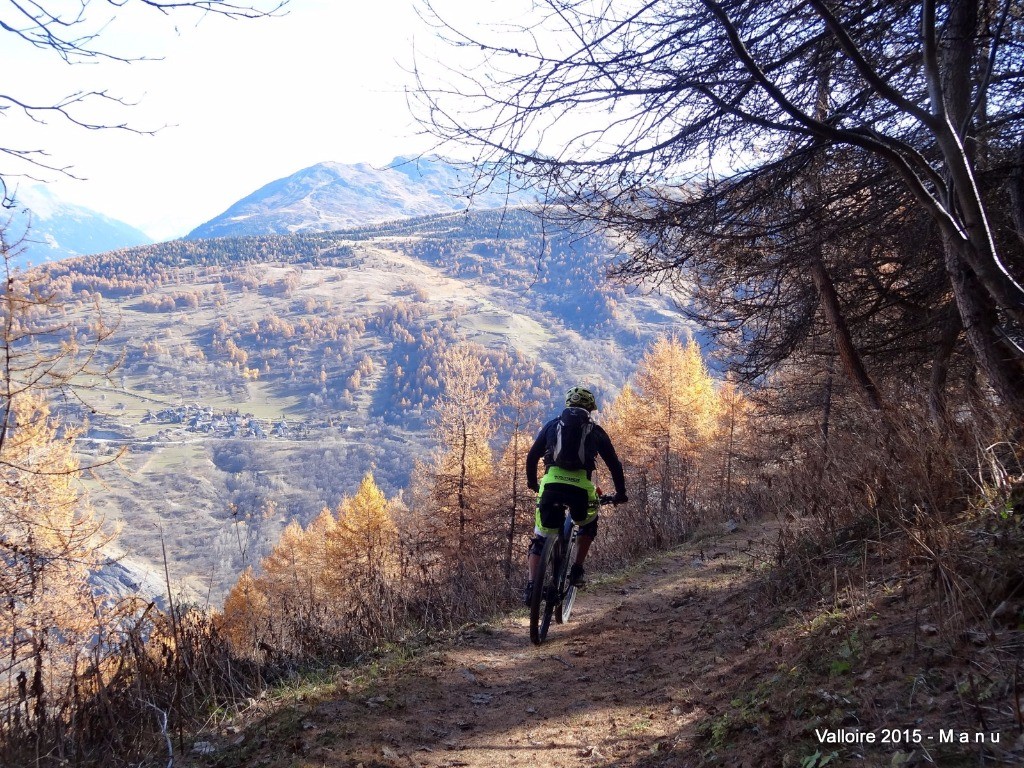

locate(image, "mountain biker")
[[523, 385, 627, 603]]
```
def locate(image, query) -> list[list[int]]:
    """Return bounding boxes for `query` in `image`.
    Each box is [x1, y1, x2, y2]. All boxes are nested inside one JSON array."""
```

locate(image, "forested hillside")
[[34, 208, 687, 600]]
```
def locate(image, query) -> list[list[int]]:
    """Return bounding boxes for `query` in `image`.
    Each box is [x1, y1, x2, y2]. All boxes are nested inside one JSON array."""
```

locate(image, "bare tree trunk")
[[457, 422, 468, 556], [943, 236, 1024, 418], [809, 259, 883, 409], [807, 50, 882, 411], [722, 396, 736, 516], [928, 307, 962, 427], [504, 429, 520, 580], [927, 0, 1024, 325], [1009, 140, 1024, 250], [821, 351, 835, 447], [929, 0, 1024, 419]]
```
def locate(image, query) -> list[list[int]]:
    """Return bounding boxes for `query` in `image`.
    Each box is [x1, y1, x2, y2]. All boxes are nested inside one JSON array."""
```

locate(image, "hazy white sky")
[[5, 0, 464, 240]]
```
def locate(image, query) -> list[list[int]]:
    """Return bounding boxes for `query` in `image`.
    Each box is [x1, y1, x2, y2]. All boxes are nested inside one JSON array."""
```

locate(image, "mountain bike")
[[529, 494, 616, 645]]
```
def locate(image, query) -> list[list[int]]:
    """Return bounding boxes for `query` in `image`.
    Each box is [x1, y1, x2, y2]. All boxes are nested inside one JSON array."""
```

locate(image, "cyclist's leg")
[[551, 486, 594, 584], [575, 516, 599, 566], [526, 531, 545, 586], [529, 484, 570, 585], [567, 483, 599, 566]]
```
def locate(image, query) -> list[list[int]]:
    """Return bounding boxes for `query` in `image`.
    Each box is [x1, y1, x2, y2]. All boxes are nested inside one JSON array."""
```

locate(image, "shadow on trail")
[[200, 534, 783, 768]]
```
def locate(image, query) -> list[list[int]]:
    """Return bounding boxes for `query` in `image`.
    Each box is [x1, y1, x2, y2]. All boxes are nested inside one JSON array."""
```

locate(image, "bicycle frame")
[[529, 507, 581, 644], [529, 494, 614, 646]]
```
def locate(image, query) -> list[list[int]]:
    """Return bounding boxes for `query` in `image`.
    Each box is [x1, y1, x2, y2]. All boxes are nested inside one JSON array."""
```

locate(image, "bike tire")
[[556, 532, 578, 624], [529, 534, 560, 645]]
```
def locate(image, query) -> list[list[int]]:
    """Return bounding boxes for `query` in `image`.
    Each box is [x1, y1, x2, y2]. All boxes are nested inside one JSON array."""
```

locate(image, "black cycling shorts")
[[537, 483, 598, 538]]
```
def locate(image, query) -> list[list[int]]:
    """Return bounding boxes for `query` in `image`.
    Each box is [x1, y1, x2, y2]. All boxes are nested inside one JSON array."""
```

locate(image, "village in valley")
[[141, 405, 305, 441]]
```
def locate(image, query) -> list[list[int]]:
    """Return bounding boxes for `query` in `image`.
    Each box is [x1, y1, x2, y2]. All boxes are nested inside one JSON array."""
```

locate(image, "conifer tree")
[[327, 473, 399, 642], [220, 472, 401, 656], [219, 567, 269, 657], [331, 473, 397, 585], [0, 233, 121, 742], [251, 520, 319, 654], [494, 380, 539, 579], [428, 343, 497, 564], [0, 393, 113, 734], [606, 336, 726, 543], [716, 377, 751, 518]]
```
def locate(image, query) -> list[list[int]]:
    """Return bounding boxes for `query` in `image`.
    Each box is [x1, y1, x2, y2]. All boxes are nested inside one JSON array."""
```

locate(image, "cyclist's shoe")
[[569, 564, 585, 587], [522, 580, 534, 605]]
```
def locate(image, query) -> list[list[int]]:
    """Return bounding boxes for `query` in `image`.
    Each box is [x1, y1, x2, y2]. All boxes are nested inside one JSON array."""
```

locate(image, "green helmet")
[[565, 385, 597, 411]]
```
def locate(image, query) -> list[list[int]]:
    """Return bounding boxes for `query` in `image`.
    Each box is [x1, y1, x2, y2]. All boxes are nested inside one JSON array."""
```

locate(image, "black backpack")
[[550, 407, 594, 470]]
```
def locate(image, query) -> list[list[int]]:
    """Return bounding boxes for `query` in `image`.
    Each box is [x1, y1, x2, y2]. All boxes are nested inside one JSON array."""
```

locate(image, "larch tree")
[[0, 222, 125, 745], [606, 336, 725, 543], [219, 566, 270, 659], [327, 473, 400, 643], [0, 392, 113, 736], [427, 342, 497, 566], [494, 379, 540, 580], [715, 376, 752, 518], [332, 474, 396, 584], [221, 474, 402, 656], [600, 381, 659, 557], [246, 519, 318, 655]]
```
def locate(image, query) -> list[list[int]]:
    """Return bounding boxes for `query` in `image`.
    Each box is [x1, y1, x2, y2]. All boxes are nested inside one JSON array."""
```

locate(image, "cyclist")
[[523, 385, 627, 603]]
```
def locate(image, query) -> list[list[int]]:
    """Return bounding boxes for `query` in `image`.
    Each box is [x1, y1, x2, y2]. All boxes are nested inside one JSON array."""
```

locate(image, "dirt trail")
[[215, 524, 775, 768]]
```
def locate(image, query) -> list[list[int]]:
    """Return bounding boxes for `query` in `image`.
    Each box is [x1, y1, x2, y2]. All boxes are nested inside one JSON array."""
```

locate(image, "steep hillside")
[[187, 156, 535, 240], [41, 208, 689, 601], [7, 185, 152, 269]]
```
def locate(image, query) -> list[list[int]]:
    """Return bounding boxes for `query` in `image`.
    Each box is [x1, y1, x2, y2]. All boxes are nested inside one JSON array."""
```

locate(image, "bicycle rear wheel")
[[529, 534, 561, 645]]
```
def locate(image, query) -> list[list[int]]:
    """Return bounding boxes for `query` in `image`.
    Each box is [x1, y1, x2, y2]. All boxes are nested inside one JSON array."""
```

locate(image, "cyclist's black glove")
[[528, 480, 540, 493], [613, 492, 628, 505]]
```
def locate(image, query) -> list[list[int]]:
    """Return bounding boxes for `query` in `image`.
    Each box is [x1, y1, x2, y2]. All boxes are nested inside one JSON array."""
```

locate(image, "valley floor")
[[188, 521, 1024, 768]]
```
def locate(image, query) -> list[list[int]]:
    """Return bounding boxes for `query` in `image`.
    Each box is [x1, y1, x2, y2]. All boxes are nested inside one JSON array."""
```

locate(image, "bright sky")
[[4, 0, 468, 240]]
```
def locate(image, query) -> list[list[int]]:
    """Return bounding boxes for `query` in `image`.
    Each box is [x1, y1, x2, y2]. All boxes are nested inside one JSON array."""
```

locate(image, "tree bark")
[[927, 307, 962, 427], [809, 258, 883, 410], [943, 235, 1024, 419]]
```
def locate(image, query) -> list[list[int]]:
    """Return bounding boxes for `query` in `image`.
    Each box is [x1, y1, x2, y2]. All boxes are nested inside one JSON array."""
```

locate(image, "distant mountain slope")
[[6, 186, 152, 270], [41, 208, 691, 601], [186, 156, 534, 240]]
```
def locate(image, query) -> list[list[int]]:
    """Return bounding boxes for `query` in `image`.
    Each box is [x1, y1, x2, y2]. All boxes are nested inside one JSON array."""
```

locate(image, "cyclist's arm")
[[595, 428, 627, 497], [525, 426, 548, 490]]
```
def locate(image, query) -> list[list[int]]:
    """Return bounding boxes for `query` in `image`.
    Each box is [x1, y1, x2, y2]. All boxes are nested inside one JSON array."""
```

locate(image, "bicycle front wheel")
[[556, 533, 579, 624], [529, 534, 560, 645]]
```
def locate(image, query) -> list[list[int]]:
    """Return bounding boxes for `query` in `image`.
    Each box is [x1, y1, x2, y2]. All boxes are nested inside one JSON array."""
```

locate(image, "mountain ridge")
[[6, 185, 152, 270], [186, 156, 535, 240]]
